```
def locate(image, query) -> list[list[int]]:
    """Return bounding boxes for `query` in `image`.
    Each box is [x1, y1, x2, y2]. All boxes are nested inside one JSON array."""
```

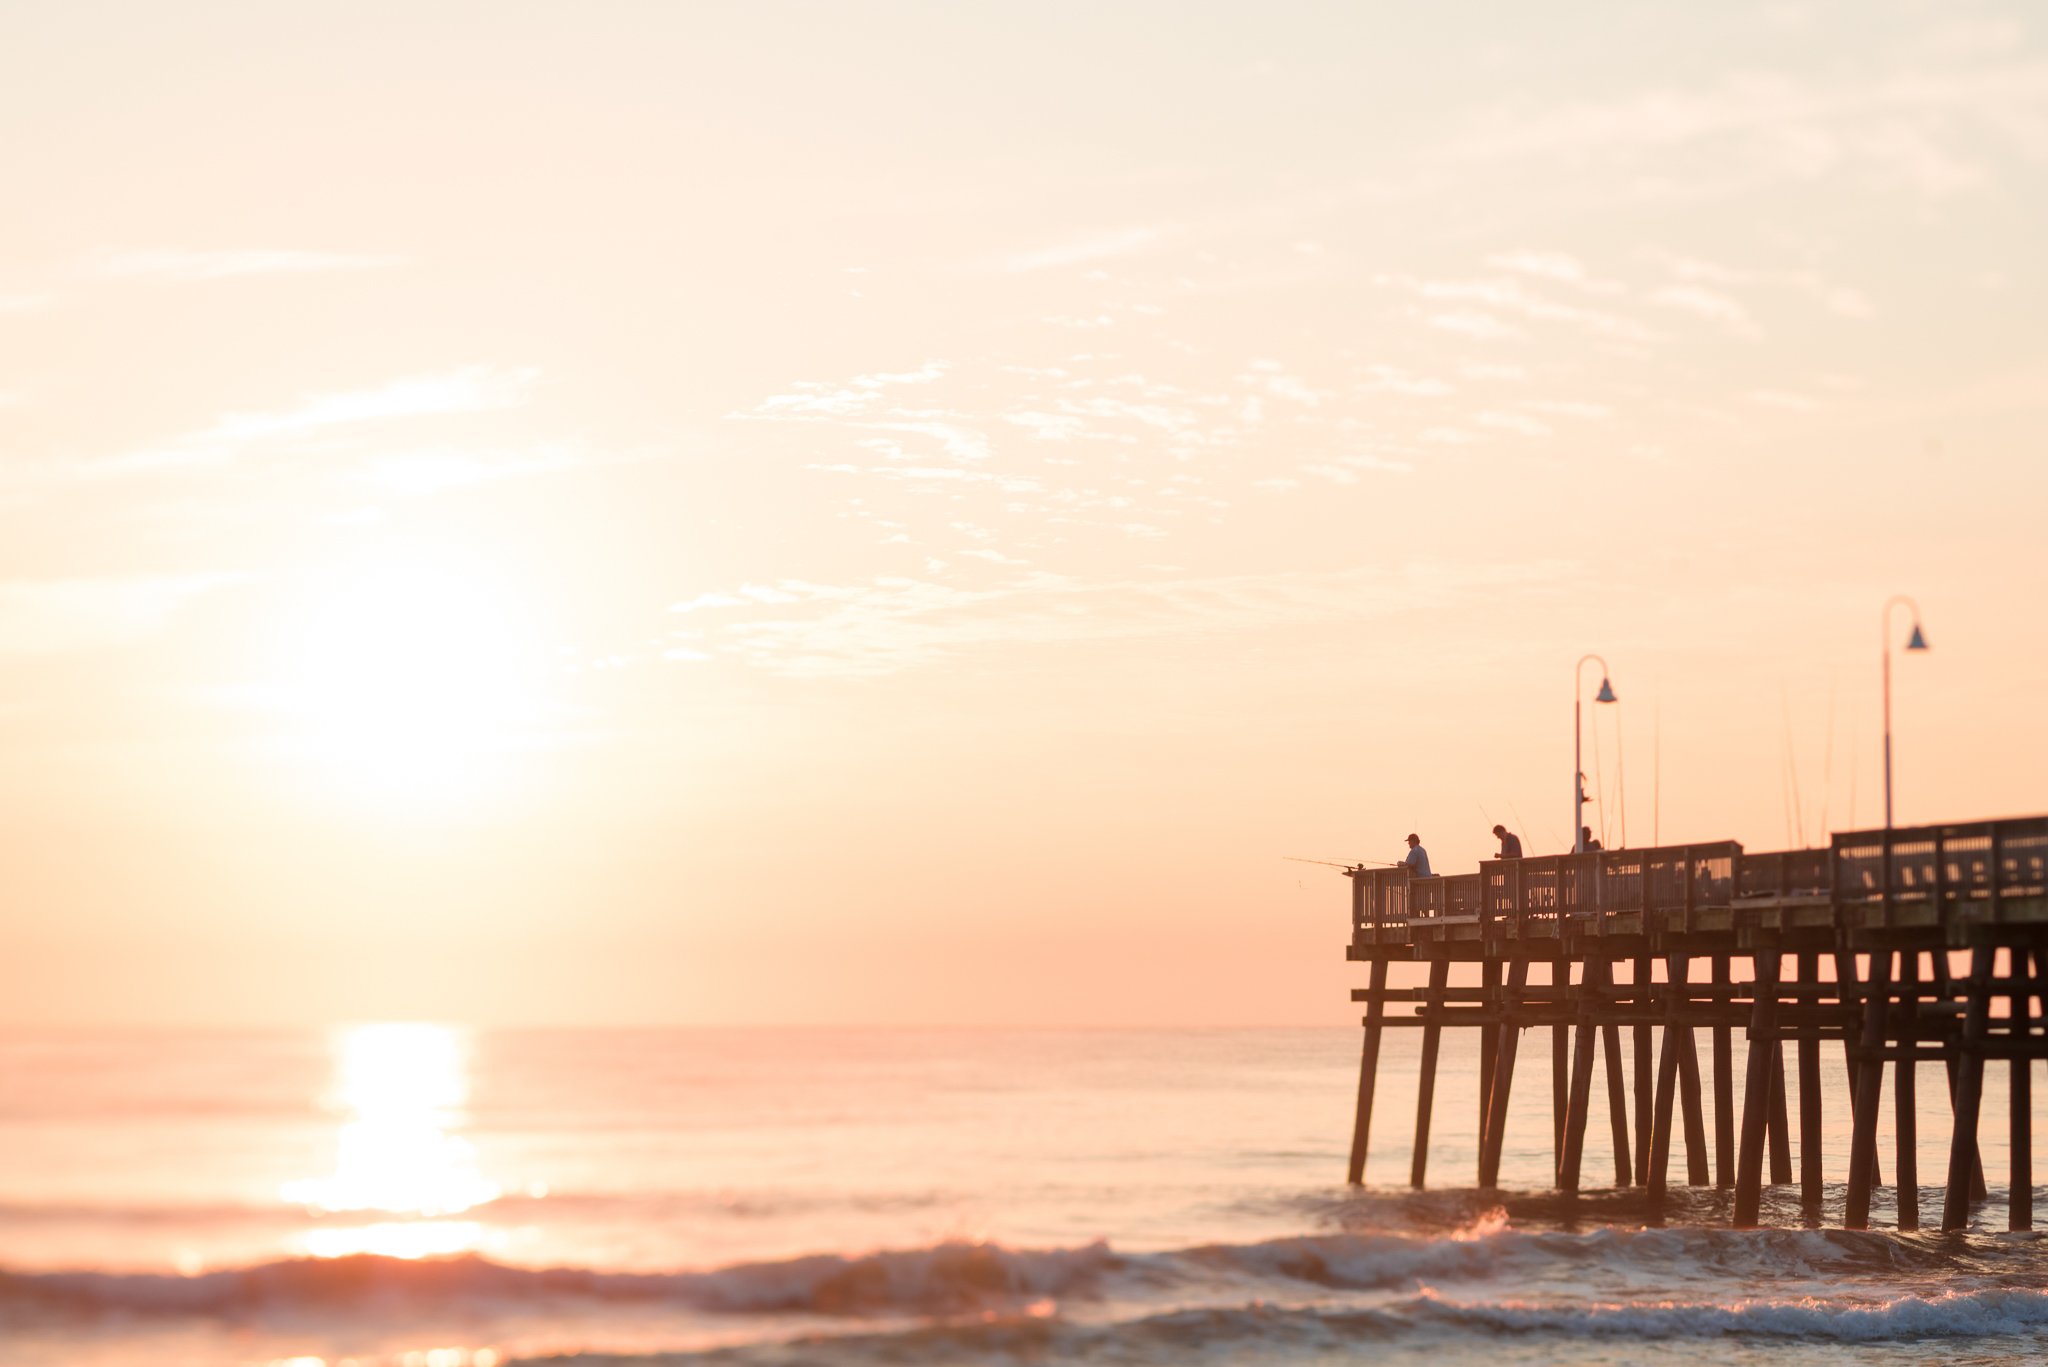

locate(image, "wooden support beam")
[[1634, 953, 1653, 1186], [1410, 959, 1449, 1190], [1645, 954, 1688, 1207], [1346, 957, 1389, 1185], [1933, 949, 1986, 1200], [1943, 1057, 1990, 1200], [1602, 984, 1633, 1187], [1845, 949, 1891, 1229], [1478, 958, 1500, 1173], [1796, 951, 1824, 1215], [1767, 1043, 1793, 1188], [1558, 961, 1600, 1194], [1838, 948, 1882, 1190], [1941, 943, 1995, 1230], [1677, 1018, 1711, 1186], [2012, 948, 2035, 1232], [1713, 954, 1734, 1188], [1479, 957, 1531, 1189], [1552, 957, 1570, 1178], [1895, 949, 1920, 1231], [1733, 948, 1782, 1227]]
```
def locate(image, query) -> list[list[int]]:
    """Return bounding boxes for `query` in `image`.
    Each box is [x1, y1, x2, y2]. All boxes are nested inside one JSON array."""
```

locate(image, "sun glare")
[[265, 550, 552, 804], [284, 1023, 502, 1258]]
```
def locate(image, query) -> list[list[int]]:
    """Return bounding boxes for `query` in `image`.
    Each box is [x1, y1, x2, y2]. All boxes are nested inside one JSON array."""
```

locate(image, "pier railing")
[[1350, 815, 2048, 944], [1830, 817, 2048, 920]]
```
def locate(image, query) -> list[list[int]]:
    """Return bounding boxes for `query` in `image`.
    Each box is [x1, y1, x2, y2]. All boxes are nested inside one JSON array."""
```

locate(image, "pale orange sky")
[[3, 1, 2046, 1026]]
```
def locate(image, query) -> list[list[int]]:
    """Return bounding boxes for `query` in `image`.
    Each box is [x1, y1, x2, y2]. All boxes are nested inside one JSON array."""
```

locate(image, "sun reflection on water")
[[284, 1023, 502, 1258]]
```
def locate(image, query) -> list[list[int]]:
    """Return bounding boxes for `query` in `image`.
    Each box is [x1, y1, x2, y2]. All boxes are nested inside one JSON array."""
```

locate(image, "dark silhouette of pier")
[[1342, 816, 2046, 1229]]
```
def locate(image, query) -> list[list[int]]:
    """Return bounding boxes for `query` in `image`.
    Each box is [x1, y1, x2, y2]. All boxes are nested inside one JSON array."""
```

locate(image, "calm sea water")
[[2, 1026, 2044, 1366]]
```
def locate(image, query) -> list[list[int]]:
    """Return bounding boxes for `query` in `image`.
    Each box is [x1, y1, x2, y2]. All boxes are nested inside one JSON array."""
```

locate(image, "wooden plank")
[[1346, 956, 1389, 1184], [1410, 959, 1449, 1189]]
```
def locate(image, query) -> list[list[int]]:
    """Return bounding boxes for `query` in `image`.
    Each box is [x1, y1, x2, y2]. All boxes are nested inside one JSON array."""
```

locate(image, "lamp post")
[[1882, 596, 1929, 829], [1576, 655, 1618, 853]]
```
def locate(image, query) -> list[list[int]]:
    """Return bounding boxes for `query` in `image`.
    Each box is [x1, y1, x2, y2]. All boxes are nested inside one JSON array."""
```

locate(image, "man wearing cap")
[[1403, 833, 1432, 878], [1492, 824, 1524, 859]]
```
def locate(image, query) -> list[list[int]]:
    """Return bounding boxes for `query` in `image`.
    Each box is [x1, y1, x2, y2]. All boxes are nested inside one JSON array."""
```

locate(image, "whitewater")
[[2, 1027, 2043, 1366]]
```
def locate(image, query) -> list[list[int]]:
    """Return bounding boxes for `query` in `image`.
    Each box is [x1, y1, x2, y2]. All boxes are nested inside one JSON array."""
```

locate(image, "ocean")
[[2, 1025, 2044, 1366]]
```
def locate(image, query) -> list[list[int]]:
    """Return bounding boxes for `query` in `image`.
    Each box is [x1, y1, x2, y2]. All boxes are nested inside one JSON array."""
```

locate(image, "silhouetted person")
[[1403, 832, 1432, 877], [1493, 824, 1523, 859], [1580, 825, 1603, 852]]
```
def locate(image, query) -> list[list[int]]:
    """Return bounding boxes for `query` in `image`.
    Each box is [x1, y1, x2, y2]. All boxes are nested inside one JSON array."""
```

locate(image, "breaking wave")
[[5, 1220, 2041, 1326], [492, 1286, 2048, 1365]]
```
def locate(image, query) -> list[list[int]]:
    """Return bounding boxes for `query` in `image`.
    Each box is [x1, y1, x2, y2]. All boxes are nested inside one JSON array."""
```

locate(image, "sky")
[[3, 0, 2046, 1027]]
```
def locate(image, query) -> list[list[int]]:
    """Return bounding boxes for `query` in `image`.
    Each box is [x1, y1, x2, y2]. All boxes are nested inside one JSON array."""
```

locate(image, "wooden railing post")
[[1882, 828, 1895, 929], [1989, 823, 2004, 922], [1932, 827, 1947, 916]]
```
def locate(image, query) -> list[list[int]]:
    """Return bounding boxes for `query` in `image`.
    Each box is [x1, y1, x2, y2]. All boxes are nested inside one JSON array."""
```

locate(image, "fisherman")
[[1580, 825, 1603, 852], [1492, 824, 1523, 859], [1402, 832, 1432, 877]]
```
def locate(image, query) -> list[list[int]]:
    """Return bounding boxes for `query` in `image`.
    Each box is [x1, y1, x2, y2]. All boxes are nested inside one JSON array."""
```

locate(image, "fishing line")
[[1820, 675, 1837, 839]]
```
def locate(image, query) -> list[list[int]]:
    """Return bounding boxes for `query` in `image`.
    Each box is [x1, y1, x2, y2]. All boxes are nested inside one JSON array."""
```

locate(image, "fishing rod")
[[1282, 856, 1402, 870]]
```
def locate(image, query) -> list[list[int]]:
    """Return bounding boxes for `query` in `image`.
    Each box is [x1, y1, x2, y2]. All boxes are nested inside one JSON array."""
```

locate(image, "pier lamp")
[[1575, 655, 1617, 853], [1882, 596, 1929, 829]]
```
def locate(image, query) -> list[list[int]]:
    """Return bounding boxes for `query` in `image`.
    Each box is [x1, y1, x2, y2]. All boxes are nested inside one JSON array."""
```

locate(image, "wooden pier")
[[1342, 815, 2048, 1229]]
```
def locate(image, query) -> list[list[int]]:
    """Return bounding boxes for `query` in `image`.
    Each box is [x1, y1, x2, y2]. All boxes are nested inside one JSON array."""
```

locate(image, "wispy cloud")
[[203, 367, 534, 442], [1643, 250, 1876, 326], [1450, 55, 2048, 203], [661, 561, 1577, 678], [85, 366, 537, 477], [1476, 411, 1552, 437], [995, 226, 1164, 273], [1650, 284, 1761, 337], [0, 572, 241, 655], [1428, 311, 1523, 341], [748, 363, 946, 418], [86, 248, 404, 282], [1746, 388, 1821, 412], [356, 442, 590, 497], [1485, 251, 1623, 294], [1398, 275, 1656, 343]]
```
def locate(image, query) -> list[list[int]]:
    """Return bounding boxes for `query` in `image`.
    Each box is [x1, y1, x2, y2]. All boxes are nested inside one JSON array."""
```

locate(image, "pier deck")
[[1341, 815, 2048, 1229]]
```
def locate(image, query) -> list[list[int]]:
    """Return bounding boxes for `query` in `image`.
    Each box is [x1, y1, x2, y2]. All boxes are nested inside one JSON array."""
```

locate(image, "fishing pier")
[[1342, 815, 2048, 1229]]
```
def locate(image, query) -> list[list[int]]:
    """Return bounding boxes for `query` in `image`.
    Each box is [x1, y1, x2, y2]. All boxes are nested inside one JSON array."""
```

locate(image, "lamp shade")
[[1906, 624, 1929, 651], [1595, 678, 1617, 703]]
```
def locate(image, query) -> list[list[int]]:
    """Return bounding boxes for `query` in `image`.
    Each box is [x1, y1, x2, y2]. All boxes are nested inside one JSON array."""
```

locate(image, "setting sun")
[[260, 550, 553, 804]]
